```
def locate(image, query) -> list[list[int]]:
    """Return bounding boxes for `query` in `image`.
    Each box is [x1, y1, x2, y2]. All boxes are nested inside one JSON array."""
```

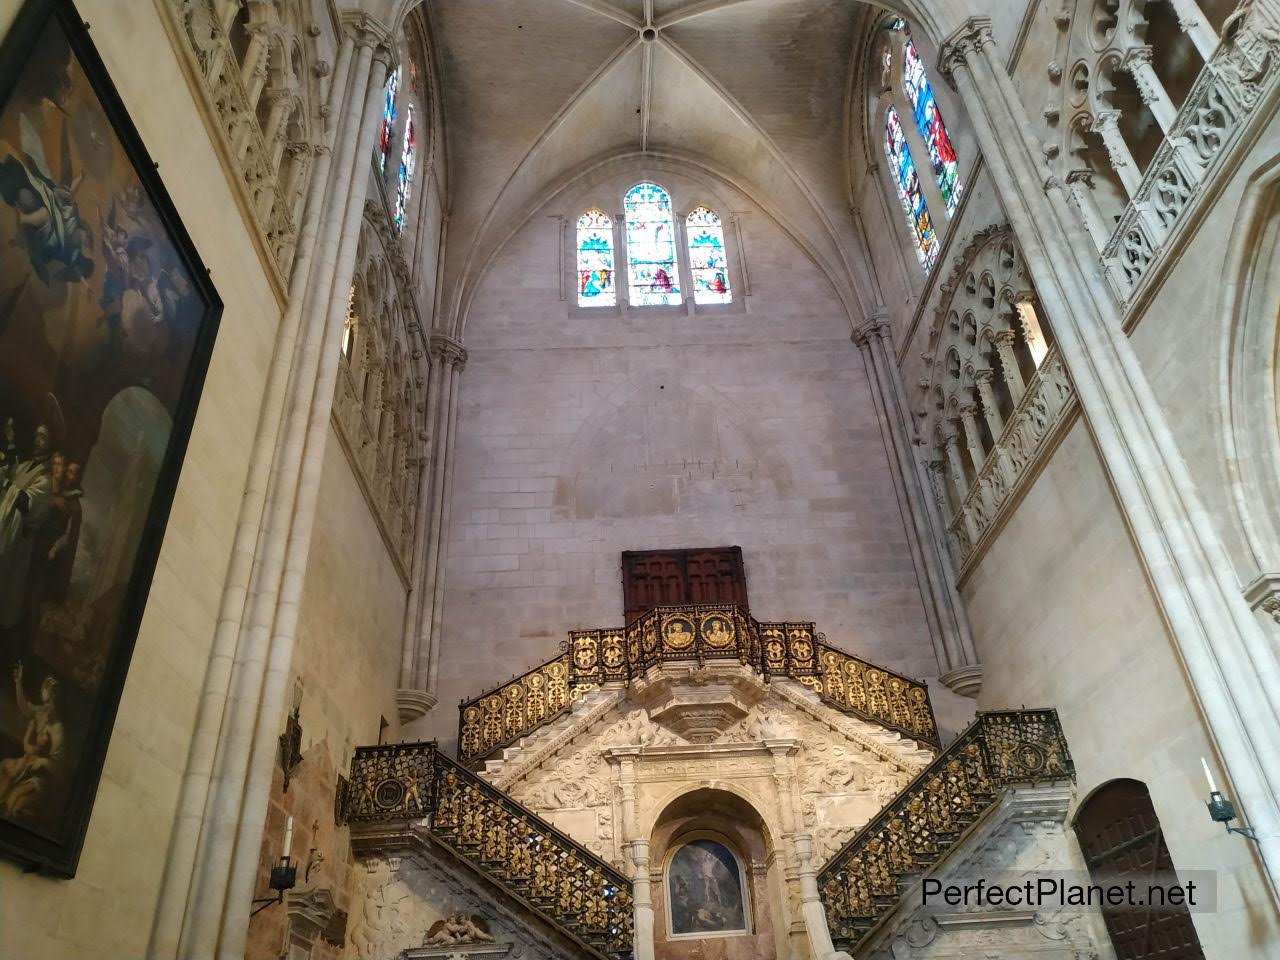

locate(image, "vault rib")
[[558, 0, 644, 30], [655, 0, 758, 30], [641, 41, 654, 152], [656, 33, 872, 317], [448, 35, 642, 325]]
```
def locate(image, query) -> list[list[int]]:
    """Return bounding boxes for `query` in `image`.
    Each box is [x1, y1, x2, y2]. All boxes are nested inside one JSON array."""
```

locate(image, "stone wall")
[[428, 161, 947, 746]]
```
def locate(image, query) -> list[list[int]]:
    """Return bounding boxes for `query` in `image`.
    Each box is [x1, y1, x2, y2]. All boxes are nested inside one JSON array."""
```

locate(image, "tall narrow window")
[[624, 182, 681, 306], [885, 106, 938, 270], [577, 209, 616, 307], [393, 105, 417, 233], [898, 22, 962, 215], [686, 207, 732, 305], [378, 67, 400, 174]]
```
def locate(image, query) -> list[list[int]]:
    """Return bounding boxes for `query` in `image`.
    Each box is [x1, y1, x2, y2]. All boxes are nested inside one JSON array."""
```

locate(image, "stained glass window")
[[624, 182, 681, 306], [378, 67, 400, 174], [393, 106, 417, 233], [686, 207, 732, 305], [898, 24, 962, 215], [885, 106, 938, 270], [577, 209, 616, 307]]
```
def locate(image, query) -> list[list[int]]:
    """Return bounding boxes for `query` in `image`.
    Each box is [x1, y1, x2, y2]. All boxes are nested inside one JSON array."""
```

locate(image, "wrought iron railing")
[[817, 709, 1074, 952], [341, 741, 634, 959], [458, 603, 939, 764]]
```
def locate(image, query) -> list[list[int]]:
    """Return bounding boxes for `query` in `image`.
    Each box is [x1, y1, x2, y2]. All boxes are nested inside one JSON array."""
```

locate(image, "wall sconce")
[[251, 816, 298, 916], [1202, 758, 1259, 841], [279, 681, 304, 793]]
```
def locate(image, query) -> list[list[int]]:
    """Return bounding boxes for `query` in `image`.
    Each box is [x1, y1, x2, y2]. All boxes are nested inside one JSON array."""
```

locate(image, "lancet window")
[[624, 182, 682, 306], [577, 210, 617, 307], [686, 207, 733, 305], [393, 105, 417, 233], [378, 66, 400, 175]]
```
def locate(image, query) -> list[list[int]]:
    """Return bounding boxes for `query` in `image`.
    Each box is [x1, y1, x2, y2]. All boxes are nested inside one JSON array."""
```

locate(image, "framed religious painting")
[[0, 0, 221, 875]]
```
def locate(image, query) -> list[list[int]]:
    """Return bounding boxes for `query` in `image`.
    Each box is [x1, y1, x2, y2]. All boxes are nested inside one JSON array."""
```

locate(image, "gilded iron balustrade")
[[817, 709, 1074, 952], [793, 640, 937, 745], [458, 604, 940, 765], [341, 741, 634, 959], [457, 653, 577, 764]]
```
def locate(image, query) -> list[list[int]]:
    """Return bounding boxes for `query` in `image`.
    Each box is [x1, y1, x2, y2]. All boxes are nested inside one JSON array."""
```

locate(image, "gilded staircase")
[[339, 603, 1073, 959]]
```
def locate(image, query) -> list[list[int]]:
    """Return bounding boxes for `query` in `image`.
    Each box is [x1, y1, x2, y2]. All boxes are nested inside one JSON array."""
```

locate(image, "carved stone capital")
[[973, 367, 997, 385], [1243, 573, 1280, 625], [429, 334, 468, 369], [993, 329, 1019, 346], [341, 11, 396, 66], [853, 310, 892, 351], [939, 16, 994, 85]]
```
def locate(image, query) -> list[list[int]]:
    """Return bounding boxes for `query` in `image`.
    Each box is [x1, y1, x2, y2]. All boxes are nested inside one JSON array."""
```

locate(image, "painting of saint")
[[0, 0, 220, 874], [667, 839, 749, 936]]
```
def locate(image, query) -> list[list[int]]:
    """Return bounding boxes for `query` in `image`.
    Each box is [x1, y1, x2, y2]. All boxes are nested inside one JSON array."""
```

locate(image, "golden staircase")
[[456, 602, 940, 766], [339, 604, 1072, 959], [340, 742, 634, 959], [817, 708, 1074, 953]]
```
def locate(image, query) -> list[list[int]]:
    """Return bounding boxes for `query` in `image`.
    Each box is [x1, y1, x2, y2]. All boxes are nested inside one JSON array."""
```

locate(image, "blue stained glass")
[[885, 106, 938, 271], [378, 67, 400, 174], [899, 27, 962, 215], [624, 182, 681, 306], [393, 106, 417, 233], [577, 209, 616, 307], [686, 206, 731, 305]]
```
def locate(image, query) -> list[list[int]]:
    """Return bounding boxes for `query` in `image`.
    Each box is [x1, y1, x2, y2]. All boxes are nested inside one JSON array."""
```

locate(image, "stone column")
[[1092, 110, 1142, 197], [397, 347, 444, 721], [148, 20, 359, 960], [1123, 46, 1178, 135], [1065, 169, 1112, 251], [629, 840, 657, 960], [973, 369, 1004, 437], [421, 336, 467, 700], [942, 428, 969, 501], [1167, 0, 1220, 62], [216, 20, 398, 957], [992, 330, 1026, 402], [942, 17, 1280, 898], [614, 750, 654, 960], [958, 403, 988, 470], [795, 834, 850, 960], [853, 316, 980, 691]]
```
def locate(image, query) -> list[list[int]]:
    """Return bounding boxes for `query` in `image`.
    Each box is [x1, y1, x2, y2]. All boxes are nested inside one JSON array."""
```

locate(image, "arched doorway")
[[650, 788, 784, 960], [1073, 779, 1206, 959]]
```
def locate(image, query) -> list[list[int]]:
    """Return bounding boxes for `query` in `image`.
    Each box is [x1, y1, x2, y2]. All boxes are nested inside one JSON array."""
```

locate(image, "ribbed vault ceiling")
[[426, 0, 876, 331]]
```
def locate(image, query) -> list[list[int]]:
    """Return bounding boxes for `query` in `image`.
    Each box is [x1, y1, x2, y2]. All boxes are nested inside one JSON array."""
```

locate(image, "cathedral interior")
[[1, 0, 1280, 958]]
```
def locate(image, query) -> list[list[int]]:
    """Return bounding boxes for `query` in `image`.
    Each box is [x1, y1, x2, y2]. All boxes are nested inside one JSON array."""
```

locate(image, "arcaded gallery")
[[1, 0, 1279, 957]]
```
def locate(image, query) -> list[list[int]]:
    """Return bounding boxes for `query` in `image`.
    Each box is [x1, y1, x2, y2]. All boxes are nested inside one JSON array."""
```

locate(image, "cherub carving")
[[424, 913, 495, 945]]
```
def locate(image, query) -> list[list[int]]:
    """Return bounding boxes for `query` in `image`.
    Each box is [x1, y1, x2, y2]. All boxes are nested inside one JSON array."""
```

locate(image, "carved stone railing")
[[818, 709, 1074, 953], [168, 0, 304, 284], [945, 347, 1075, 570], [341, 742, 634, 959], [458, 604, 939, 765], [1100, 15, 1280, 305]]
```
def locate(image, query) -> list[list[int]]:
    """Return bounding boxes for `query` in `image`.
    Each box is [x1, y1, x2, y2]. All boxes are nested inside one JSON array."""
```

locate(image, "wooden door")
[[1073, 779, 1206, 959], [621, 546, 748, 624]]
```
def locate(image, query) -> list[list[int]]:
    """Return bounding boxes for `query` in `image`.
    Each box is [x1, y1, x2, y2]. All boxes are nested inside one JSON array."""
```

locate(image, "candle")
[[1201, 758, 1218, 795], [282, 815, 294, 860]]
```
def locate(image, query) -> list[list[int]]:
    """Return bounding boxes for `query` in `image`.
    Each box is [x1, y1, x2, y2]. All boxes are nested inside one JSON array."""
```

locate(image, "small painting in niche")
[[667, 838, 748, 936]]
